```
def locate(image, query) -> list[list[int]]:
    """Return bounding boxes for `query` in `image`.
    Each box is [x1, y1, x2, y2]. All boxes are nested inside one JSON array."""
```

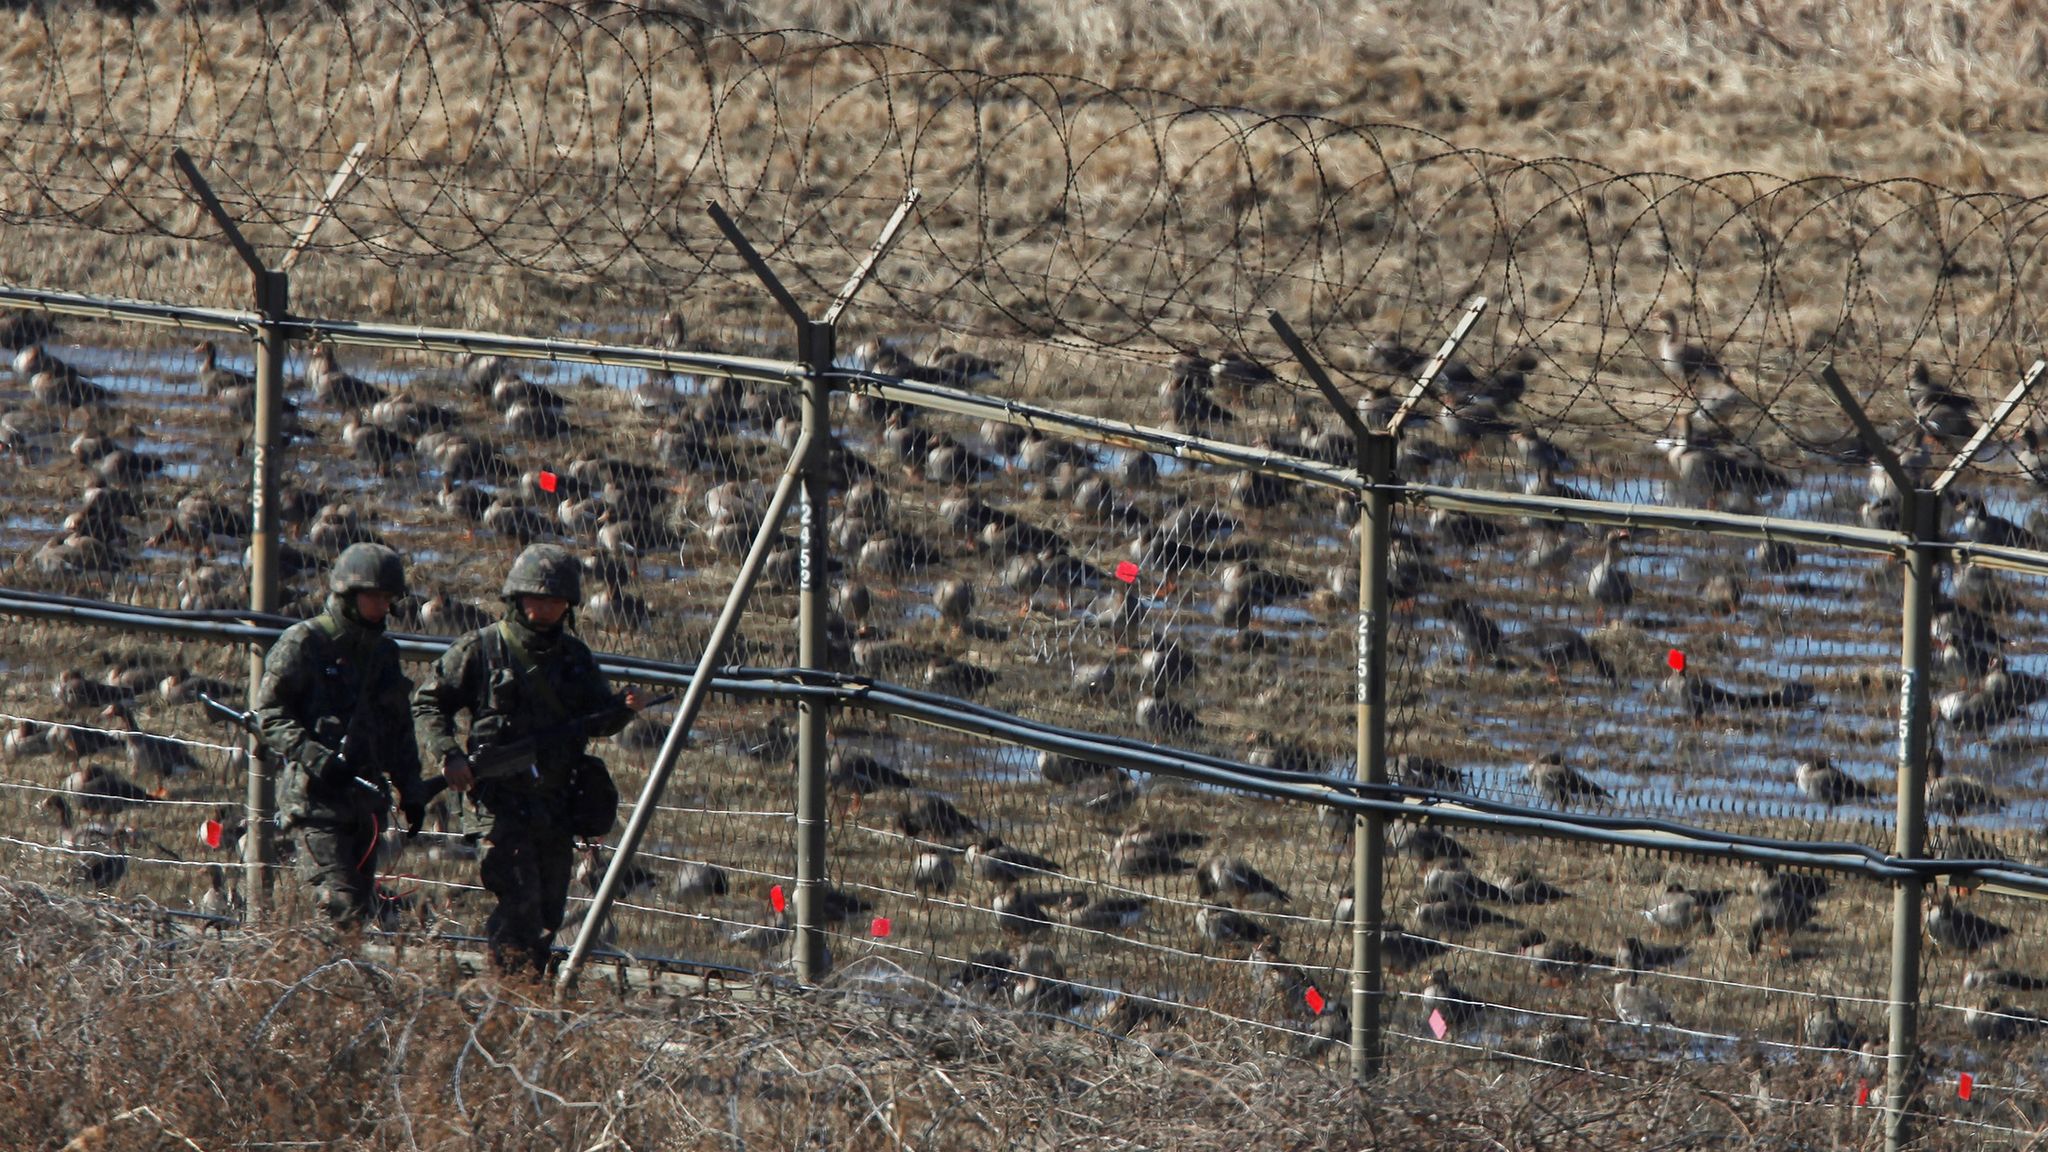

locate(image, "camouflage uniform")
[[254, 544, 422, 924], [411, 545, 631, 976]]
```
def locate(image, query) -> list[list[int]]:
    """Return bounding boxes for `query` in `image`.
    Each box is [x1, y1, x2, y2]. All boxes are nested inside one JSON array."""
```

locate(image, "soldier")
[[412, 543, 645, 978], [255, 542, 425, 925]]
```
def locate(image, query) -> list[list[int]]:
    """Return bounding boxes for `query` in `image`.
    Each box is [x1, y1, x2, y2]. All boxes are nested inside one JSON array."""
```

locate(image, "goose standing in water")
[[1586, 530, 1632, 620]]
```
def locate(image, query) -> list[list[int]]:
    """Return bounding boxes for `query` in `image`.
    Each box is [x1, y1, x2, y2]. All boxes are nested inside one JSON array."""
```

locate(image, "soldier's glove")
[[312, 748, 356, 792], [398, 782, 428, 839]]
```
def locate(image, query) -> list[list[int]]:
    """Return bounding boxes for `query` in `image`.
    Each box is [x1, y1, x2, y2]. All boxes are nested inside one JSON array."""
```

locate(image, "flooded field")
[[0, 318, 2045, 1137]]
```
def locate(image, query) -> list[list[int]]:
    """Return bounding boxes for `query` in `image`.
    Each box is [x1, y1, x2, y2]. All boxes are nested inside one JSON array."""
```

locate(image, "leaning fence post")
[[558, 193, 916, 991], [171, 147, 289, 918]]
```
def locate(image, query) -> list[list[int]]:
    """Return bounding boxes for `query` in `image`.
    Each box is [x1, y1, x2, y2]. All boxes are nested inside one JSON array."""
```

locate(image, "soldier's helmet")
[[328, 542, 407, 597], [502, 543, 582, 602]]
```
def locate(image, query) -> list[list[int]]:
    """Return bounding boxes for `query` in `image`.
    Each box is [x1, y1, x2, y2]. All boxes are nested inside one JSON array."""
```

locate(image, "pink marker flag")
[[1428, 1009, 1449, 1039]]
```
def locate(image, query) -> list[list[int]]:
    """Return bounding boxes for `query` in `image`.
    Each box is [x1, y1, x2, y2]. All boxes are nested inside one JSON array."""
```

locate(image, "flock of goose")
[[0, 302, 2043, 1063]]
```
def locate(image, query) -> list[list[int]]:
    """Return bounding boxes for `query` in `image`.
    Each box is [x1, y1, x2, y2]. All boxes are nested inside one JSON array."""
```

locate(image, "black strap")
[[494, 620, 569, 724]]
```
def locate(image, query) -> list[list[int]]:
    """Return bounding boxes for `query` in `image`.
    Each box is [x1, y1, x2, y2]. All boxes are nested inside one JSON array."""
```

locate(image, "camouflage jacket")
[[255, 594, 423, 822], [411, 614, 630, 791]]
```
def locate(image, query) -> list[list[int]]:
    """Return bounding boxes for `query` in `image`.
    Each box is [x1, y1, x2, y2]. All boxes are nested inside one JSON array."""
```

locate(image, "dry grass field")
[[4, 1, 2048, 1148]]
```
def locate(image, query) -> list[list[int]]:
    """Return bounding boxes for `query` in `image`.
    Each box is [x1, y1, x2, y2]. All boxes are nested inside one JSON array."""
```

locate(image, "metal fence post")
[[1352, 431, 1396, 1079], [245, 268, 287, 915], [171, 147, 295, 918], [794, 319, 835, 982], [1886, 488, 1936, 1152]]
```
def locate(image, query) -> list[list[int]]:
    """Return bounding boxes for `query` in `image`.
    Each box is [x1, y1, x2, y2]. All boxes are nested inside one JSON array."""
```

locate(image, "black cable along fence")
[[4, 6, 2048, 1149]]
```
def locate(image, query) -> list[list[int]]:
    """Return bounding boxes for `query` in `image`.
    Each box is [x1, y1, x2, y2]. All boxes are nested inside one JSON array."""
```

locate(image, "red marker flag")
[[1856, 1079, 1871, 1107], [769, 884, 786, 913], [1114, 561, 1139, 584], [1667, 648, 1687, 673], [538, 470, 559, 494], [1958, 1072, 1974, 1101], [1304, 986, 1326, 1015], [870, 916, 891, 938], [200, 819, 223, 850]]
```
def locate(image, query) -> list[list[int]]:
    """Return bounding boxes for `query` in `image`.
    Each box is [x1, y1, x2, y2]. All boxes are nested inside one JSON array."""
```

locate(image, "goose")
[[42, 795, 127, 889], [53, 669, 135, 711], [1136, 695, 1199, 739], [1644, 883, 1725, 933], [1524, 624, 1616, 683], [1053, 893, 1150, 933], [1196, 855, 1291, 906], [1926, 756, 2008, 818], [3, 719, 52, 759], [1965, 999, 2047, 1043], [1803, 998, 1861, 1050], [1654, 309, 1744, 422], [826, 749, 914, 794], [965, 837, 1064, 886], [1420, 968, 1481, 1031], [1379, 922, 1453, 972], [1413, 899, 1520, 934], [1928, 895, 2010, 952], [1617, 935, 1688, 972], [1795, 757, 1879, 808], [1392, 754, 1467, 791], [418, 591, 493, 634], [574, 842, 659, 896], [911, 851, 957, 894], [305, 343, 387, 407], [1953, 493, 2040, 551], [1663, 413, 1788, 508], [198, 862, 245, 926], [22, 346, 116, 409], [1527, 751, 1611, 808], [1907, 359, 1979, 444], [1745, 885, 1820, 956], [1513, 929, 1604, 979], [341, 414, 411, 471], [192, 341, 252, 395], [1613, 974, 1673, 1026], [672, 862, 730, 902], [896, 793, 980, 843], [992, 889, 1069, 939], [101, 705, 205, 779], [1195, 904, 1270, 947], [1421, 863, 1511, 905], [369, 394, 460, 435], [1586, 529, 1633, 618], [63, 762, 161, 813]]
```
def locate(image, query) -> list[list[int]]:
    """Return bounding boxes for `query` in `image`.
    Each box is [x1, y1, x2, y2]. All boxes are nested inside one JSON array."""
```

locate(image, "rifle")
[[416, 691, 675, 805], [200, 693, 383, 798]]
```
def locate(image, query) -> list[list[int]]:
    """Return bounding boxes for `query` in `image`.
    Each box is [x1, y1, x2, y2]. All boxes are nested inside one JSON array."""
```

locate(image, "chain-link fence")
[[7, 5, 2048, 1148]]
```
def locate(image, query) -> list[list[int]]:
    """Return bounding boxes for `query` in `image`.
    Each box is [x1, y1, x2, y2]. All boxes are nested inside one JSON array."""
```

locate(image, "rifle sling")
[[494, 620, 569, 725]]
